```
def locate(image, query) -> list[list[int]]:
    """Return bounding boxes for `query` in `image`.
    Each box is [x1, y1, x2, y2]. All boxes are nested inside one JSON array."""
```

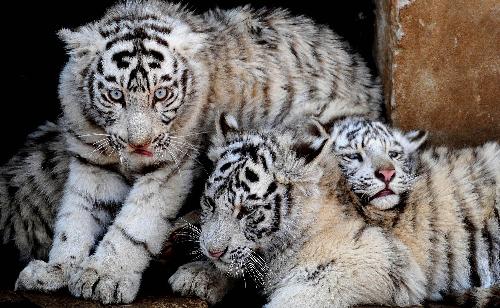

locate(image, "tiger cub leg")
[[169, 261, 235, 305], [15, 159, 129, 292]]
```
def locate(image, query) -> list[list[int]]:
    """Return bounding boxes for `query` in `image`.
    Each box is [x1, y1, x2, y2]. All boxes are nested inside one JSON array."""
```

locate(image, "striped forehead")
[[99, 13, 175, 37], [97, 18, 181, 91], [207, 135, 278, 193], [334, 120, 395, 151]]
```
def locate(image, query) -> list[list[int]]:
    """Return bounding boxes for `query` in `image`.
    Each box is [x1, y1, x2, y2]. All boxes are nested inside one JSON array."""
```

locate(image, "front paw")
[[68, 259, 140, 304], [169, 261, 232, 305], [15, 260, 67, 292]]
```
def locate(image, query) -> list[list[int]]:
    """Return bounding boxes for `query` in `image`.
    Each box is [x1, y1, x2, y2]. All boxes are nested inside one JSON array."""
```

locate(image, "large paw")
[[15, 260, 67, 292], [169, 261, 232, 305], [68, 259, 141, 304]]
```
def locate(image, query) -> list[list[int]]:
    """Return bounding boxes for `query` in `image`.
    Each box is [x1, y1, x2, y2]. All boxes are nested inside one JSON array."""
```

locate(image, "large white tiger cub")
[[1, 0, 382, 304]]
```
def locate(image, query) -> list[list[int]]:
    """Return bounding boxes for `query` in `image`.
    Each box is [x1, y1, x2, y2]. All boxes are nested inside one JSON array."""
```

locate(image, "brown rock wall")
[[376, 0, 500, 146]]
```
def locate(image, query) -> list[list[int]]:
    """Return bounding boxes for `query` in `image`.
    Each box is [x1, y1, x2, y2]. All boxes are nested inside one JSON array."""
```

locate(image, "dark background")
[[1, 0, 377, 303], [1, 0, 377, 164]]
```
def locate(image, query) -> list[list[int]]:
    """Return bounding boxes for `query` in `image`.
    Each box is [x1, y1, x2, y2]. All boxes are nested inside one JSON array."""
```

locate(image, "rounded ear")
[[291, 119, 331, 164], [208, 113, 240, 163], [58, 25, 104, 57], [216, 112, 239, 138], [306, 118, 330, 140], [168, 24, 207, 57], [404, 130, 428, 153]]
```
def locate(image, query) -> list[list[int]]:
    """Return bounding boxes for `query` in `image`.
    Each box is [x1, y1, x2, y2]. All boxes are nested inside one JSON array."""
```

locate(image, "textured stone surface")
[[376, 0, 500, 146], [0, 290, 208, 308]]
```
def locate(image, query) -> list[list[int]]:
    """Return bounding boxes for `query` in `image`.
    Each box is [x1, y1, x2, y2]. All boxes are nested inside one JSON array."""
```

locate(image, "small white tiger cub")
[[327, 117, 500, 228], [329, 117, 427, 212], [169, 114, 500, 307]]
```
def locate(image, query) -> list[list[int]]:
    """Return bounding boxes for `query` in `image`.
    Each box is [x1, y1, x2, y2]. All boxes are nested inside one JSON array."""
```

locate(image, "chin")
[[123, 153, 161, 170], [369, 194, 400, 210], [212, 259, 243, 277]]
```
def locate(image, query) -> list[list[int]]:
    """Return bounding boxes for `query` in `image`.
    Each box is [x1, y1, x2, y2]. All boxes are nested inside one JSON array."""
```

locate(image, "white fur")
[[168, 261, 234, 305], [329, 117, 427, 210]]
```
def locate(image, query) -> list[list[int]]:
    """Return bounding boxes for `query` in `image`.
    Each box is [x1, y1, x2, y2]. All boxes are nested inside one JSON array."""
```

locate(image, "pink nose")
[[375, 169, 396, 183], [208, 248, 226, 259]]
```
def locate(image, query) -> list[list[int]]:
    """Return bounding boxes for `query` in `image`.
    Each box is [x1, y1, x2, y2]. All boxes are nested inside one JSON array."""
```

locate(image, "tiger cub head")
[[199, 114, 329, 283], [328, 117, 427, 210], [58, 1, 208, 171]]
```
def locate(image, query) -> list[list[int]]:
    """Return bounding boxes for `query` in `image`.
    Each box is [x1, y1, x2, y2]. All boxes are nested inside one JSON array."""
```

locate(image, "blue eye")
[[154, 88, 168, 100], [344, 153, 363, 162], [388, 151, 401, 159], [108, 89, 123, 101]]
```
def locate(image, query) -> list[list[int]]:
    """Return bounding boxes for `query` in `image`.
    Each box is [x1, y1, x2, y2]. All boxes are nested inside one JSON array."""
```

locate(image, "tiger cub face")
[[329, 117, 427, 210], [199, 114, 326, 281], [58, 2, 207, 171]]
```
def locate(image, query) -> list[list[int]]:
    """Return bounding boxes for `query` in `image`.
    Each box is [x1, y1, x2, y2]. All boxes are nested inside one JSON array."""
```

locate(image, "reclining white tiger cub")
[[169, 114, 500, 307], [327, 117, 500, 230]]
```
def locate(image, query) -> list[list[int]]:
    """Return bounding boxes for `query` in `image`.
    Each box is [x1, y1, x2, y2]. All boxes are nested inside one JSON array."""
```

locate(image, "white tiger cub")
[[169, 114, 500, 307], [330, 118, 427, 210], [2, 1, 382, 304], [327, 117, 428, 225], [328, 117, 500, 229]]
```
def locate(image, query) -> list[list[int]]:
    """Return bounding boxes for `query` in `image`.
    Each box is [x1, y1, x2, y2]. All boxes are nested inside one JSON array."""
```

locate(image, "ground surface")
[[0, 290, 207, 308], [0, 289, 465, 308]]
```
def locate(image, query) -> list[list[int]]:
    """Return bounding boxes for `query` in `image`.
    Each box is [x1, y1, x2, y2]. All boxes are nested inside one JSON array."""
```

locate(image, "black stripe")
[[84, 72, 106, 128], [90, 211, 108, 228], [147, 24, 171, 34], [444, 233, 452, 291], [260, 155, 269, 172], [68, 186, 94, 207], [240, 181, 250, 193], [115, 225, 155, 257], [135, 161, 168, 176], [105, 31, 169, 50], [112, 50, 136, 69], [22, 196, 54, 240], [263, 182, 277, 198], [449, 160, 481, 288], [424, 170, 438, 293], [160, 74, 172, 82], [464, 214, 481, 287], [353, 224, 368, 241], [245, 167, 259, 183], [107, 14, 161, 24], [271, 195, 281, 232], [144, 49, 164, 62], [482, 226, 494, 280], [72, 154, 121, 176], [219, 162, 232, 173], [180, 69, 189, 100], [284, 184, 293, 216]]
